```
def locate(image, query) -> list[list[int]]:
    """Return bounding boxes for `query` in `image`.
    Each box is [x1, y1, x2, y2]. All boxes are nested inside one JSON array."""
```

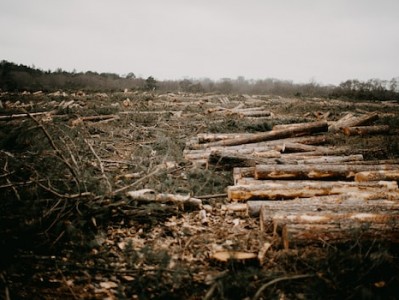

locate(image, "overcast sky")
[[1, 0, 398, 85]]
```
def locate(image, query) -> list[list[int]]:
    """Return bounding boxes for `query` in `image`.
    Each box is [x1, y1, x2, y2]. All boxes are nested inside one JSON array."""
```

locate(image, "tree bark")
[[255, 164, 399, 180], [228, 180, 398, 201], [191, 121, 328, 149], [342, 125, 390, 136]]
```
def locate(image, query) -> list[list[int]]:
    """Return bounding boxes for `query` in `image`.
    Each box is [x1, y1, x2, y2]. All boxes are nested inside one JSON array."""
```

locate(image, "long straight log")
[[191, 121, 328, 149], [276, 142, 331, 153], [197, 133, 255, 143], [329, 113, 379, 133], [342, 125, 390, 136], [260, 207, 399, 246], [278, 154, 364, 165], [228, 180, 398, 201], [255, 164, 399, 180], [248, 197, 399, 217], [187, 135, 328, 151], [355, 170, 399, 182]]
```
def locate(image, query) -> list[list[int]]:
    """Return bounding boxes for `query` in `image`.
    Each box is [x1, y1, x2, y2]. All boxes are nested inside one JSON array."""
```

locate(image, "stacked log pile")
[[185, 112, 399, 247]]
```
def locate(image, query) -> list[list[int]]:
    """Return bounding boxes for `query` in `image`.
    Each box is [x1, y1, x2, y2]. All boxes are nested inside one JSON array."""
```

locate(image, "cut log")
[[329, 113, 379, 133], [187, 135, 328, 151], [191, 121, 328, 149], [272, 123, 314, 131], [255, 164, 399, 180], [342, 125, 390, 136], [197, 133, 255, 143], [276, 142, 329, 153], [260, 206, 399, 246], [126, 189, 202, 208], [211, 251, 258, 263], [237, 111, 271, 118], [0, 111, 58, 121], [276, 154, 364, 165], [355, 170, 399, 182], [248, 196, 399, 217], [228, 180, 398, 201]]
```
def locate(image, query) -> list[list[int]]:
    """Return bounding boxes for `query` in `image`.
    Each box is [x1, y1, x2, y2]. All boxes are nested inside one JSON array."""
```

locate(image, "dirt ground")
[[1, 91, 399, 299]]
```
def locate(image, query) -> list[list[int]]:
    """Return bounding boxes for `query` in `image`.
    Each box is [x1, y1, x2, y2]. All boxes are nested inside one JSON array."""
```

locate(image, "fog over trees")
[[1, 60, 398, 101]]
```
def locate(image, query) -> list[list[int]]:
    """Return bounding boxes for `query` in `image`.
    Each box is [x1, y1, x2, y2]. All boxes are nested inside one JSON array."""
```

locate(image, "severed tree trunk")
[[191, 121, 328, 149], [126, 189, 202, 208], [342, 125, 390, 136], [228, 180, 398, 201], [355, 170, 399, 182], [260, 208, 399, 247], [247, 196, 399, 217], [328, 113, 379, 133], [254, 164, 399, 180]]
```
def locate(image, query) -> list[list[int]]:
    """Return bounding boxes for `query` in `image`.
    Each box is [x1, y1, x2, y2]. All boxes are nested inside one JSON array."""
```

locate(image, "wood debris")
[[183, 112, 398, 246]]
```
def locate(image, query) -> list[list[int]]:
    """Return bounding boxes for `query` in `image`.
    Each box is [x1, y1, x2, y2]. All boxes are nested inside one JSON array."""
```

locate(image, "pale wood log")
[[261, 208, 399, 246], [227, 154, 362, 166], [197, 133, 255, 143], [346, 159, 399, 165], [255, 164, 399, 180], [191, 121, 328, 149], [228, 180, 398, 201], [342, 125, 390, 136], [187, 135, 328, 151], [276, 142, 333, 153], [126, 189, 202, 208], [272, 123, 313, 131], [355, 170, 399, 182], [248, 196, 399, 217], [329, 113, 379, 133], [184, 147, 280, 161], [280, 147, 355, 157], [279, 154, 364, 165], [0, 111, 49, 120]]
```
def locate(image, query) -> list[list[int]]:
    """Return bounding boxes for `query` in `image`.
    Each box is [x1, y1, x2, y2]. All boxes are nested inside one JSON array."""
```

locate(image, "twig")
[[57, 269, 78, 300], [203, 282, 218, 300], [84, 139, 112, 194], [252, 274, 314, 300], [111, 165, 166, 195], [3, 159, 21, 202], [23, 109, 81, 188], [0, 272, 10, 300]]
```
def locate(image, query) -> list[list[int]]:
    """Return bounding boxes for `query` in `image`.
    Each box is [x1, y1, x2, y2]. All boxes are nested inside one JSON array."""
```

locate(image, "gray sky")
[[1, 0, 398, 85]]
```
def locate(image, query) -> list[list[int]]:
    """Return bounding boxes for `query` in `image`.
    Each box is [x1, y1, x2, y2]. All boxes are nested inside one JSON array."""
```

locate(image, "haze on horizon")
[[1, 0, 398, 85]]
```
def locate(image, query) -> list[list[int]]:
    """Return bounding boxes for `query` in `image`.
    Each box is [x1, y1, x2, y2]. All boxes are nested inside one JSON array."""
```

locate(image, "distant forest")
[[1, 60, 398, 100]]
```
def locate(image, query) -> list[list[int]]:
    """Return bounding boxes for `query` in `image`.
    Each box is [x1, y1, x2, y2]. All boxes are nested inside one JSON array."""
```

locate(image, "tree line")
[[1, 60, 398, 100]]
